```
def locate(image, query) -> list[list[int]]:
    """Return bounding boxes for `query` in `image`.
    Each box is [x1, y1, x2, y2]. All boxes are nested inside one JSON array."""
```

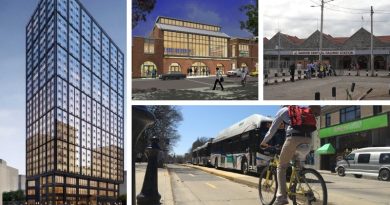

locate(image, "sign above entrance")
[[319, 114, 388, 139], [292, 50, 355, 56]]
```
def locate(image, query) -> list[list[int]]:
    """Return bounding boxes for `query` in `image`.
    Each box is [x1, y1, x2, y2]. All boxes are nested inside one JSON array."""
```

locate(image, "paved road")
[[264, 75, 390, 100], [132, 76, 258, 100], [167, 164, 260, 205], [172, 164, 390, 205], [133, 76, 257, 90]]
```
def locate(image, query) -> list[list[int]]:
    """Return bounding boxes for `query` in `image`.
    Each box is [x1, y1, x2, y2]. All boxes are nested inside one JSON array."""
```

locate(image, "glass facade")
[[158, 17, 220, 32], [26, 0, 124, 204], [163, 31, 228, 58]]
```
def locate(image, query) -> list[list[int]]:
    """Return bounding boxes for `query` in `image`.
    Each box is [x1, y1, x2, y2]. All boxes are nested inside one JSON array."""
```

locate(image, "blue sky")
[[0, 0, 125, 174], [132, 0, 256, 38], [173, 106, 281, 155]]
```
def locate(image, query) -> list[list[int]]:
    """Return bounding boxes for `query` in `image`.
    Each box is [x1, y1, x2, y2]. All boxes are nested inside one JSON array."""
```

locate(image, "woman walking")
[[212, 67, 224, 91]]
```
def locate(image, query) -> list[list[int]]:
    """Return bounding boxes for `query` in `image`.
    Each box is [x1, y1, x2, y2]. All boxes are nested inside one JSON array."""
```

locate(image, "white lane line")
[[205, 182, 217, 189], [188, 173, 195, 177]]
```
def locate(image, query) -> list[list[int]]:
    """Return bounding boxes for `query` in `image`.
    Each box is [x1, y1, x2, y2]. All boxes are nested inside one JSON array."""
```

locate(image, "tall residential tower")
[[26, 0, 124, 204]]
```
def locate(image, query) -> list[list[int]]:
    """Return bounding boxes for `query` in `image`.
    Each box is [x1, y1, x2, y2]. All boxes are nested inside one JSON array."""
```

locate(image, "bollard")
[[282, 78, 286, 82], [376, 71, 378, 77], [366, 71, 368, 76], [274, 79, 278, 84], [137, 137, 162, 205], [351, 83, 355, 92], [315, 92, 320, 100], [132, 106, 156, 205], [332, 87, 336, 98]]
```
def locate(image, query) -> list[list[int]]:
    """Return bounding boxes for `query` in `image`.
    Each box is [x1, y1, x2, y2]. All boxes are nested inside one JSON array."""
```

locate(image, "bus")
[[210, 114, 286, 174], [192, 142, 212, 167]]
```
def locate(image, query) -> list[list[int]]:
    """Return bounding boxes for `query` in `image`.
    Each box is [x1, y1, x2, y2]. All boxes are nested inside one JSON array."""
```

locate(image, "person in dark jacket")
[[289, 63, 296, 82]]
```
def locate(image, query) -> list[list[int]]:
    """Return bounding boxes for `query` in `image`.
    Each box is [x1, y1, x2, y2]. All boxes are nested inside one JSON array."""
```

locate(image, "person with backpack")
[[260, 105, 320, 205]]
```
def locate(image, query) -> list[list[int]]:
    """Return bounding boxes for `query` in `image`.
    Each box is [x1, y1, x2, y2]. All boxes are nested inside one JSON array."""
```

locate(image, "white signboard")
[[292, 50, 355, 55]]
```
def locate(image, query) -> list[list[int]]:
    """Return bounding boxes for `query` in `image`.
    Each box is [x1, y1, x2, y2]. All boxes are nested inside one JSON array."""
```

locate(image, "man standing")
[[212, 67, 224, 91], [289, 63, 296, 82]]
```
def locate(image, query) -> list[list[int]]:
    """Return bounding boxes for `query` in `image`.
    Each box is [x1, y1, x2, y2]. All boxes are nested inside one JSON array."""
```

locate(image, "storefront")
[[318, 113, 390, 170]]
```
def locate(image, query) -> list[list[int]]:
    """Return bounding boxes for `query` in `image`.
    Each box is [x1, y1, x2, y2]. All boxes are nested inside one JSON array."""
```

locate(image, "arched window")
[[190, 62, 207, 76], [141, 61, 157, 78], [169, 63, 181, 72]]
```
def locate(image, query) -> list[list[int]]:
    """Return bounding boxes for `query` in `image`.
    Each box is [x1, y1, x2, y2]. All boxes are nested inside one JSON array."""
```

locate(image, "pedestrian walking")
[[212, 67, 224, 91], [241, 67, 248, 86], [289, 63, 296, 82]]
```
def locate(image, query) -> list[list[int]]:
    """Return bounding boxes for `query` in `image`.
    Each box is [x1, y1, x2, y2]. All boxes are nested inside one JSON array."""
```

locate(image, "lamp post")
[[132, 106, 156, 205]]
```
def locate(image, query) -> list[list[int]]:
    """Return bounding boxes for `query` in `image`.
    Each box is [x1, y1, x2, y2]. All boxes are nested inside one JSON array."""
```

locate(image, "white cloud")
[[263, 0, 390, 38]]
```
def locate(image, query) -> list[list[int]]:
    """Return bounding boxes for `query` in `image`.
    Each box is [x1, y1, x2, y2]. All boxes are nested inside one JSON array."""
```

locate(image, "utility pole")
[[319, 0, 324, 64], [370, 6, 374, 77], [277, 31, 281, 72]]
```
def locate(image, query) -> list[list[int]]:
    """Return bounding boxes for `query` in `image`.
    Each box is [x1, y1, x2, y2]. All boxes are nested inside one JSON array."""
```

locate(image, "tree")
[[189, 136, 210, 154], [239, 0, 258, 37], [3, 190, 25, 204], [135, 106, 183, 160], [132, 0, 157, 28], [118, 194, 126, 204]]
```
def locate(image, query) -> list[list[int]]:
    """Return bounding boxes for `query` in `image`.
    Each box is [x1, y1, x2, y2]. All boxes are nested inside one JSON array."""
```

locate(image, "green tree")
[[118, 194, 126, 204], [239, 0, 258, 37], [135, 106, 183, 160], [2, 190, 25, 203], [132, 0, 157, 28]]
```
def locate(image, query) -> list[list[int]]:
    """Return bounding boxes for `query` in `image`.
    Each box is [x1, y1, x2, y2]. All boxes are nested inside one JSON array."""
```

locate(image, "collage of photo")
[[0, 0, 390, 205]]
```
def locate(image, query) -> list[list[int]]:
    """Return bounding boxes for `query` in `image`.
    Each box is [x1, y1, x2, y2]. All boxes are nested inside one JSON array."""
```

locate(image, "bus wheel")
[[241, 159, 248, 175], [214, 158, 218, 169]]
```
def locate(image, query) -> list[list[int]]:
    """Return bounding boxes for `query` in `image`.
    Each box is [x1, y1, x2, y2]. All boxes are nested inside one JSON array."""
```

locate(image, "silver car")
[[335, 147, 390, 181]]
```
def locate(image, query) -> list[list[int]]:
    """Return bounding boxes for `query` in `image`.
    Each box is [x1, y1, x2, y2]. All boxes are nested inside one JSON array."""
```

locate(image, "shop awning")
[[316, 143, 336, 155]]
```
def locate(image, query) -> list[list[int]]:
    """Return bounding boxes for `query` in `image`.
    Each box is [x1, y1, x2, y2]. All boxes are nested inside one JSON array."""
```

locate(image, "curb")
[[182, 164, 258, 188]]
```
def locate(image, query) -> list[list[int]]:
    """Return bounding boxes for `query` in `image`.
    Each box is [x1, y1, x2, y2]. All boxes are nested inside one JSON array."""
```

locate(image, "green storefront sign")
[[319, 114, 388, 139]]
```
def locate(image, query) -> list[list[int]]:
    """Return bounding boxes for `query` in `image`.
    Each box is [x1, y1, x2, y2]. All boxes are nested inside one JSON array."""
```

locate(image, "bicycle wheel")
[[291, 168, 327, 205], [258, 166, 277, 205]]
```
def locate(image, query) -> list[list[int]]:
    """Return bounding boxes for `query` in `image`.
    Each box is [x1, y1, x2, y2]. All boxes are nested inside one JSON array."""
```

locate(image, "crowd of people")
[[288, 62, 337, 82]]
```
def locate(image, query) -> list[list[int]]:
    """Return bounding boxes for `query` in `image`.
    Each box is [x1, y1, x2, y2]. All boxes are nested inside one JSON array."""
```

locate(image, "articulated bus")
[[192, 142, 212, 166], [210, 114, 286, 174]]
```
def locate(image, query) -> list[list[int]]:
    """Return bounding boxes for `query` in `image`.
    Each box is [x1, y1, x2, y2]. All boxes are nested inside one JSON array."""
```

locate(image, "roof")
[[156, 16, 220, 28], [213, 114, 274, 144], [377, 36, 390, 43], [283, 34, 305, 45], [155, 23, 230, 38]]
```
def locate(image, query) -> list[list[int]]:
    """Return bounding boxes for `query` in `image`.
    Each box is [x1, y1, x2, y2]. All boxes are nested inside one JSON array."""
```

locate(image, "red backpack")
[[288, 106, 317, 133]]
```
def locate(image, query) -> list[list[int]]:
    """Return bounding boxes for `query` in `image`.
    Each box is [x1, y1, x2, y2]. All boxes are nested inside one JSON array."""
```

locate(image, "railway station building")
[[264, 28, 390, 71], [132, 16, 258, 78], [315, 106, 390, 171]]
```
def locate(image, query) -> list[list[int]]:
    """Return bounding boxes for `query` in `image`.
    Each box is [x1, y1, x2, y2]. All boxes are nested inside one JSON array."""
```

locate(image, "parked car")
[[249, 68, 258, 77], [226, 68, 242, 77], [335, 147, 390, 181], [159, 71, 186, 80]]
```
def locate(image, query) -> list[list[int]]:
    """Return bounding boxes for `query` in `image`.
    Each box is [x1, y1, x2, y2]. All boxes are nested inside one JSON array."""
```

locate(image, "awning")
[[315, 143, 336, 155]]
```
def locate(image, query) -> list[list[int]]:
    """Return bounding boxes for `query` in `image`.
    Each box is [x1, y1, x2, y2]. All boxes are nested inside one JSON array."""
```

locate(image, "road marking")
[[188, 173, 195, 177], [205, 182, 217, 189], [217, 176, 226, 180], [186, 79, 213, 86]]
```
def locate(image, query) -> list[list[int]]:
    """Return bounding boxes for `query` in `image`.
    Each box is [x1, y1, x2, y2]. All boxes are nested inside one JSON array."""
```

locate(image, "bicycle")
[[258, 145, 327, 205]]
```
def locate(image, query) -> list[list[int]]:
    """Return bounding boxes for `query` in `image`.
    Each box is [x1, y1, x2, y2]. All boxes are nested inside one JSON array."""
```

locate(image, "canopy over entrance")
[[315, 143, 336, 155]]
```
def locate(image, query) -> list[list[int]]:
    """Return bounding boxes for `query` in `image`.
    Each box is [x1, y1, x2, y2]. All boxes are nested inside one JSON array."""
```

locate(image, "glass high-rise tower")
[[26, 0, 124, 204]]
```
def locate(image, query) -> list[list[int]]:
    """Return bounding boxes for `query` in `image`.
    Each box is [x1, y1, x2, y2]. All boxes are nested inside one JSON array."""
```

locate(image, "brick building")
[[132, 16, 258, 78], [264, 28, 390, 71]]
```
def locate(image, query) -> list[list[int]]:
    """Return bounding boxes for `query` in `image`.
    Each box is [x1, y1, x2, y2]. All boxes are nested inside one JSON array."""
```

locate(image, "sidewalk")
[[135, 163, 174, 205]]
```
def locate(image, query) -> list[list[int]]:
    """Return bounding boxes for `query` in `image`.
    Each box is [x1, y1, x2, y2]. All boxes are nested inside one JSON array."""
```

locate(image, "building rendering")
[[132, 16, 258, 78], [0, 159, 25, 205], [264, 28, 390, 71], [26, 0, 124, 204], [317, 106, 390, 170]]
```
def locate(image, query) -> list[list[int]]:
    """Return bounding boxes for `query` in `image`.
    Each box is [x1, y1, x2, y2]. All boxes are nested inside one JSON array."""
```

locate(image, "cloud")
[[263, 0, 390, 38], [185, 3, 222, 25]]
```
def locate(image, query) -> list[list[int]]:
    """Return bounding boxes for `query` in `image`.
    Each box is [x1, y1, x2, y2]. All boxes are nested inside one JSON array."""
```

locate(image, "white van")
[[335, 147, 390, 181]]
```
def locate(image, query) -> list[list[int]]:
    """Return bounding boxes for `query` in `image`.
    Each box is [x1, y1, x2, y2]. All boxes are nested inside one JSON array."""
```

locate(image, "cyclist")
[[260, 105, 320, 205]]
